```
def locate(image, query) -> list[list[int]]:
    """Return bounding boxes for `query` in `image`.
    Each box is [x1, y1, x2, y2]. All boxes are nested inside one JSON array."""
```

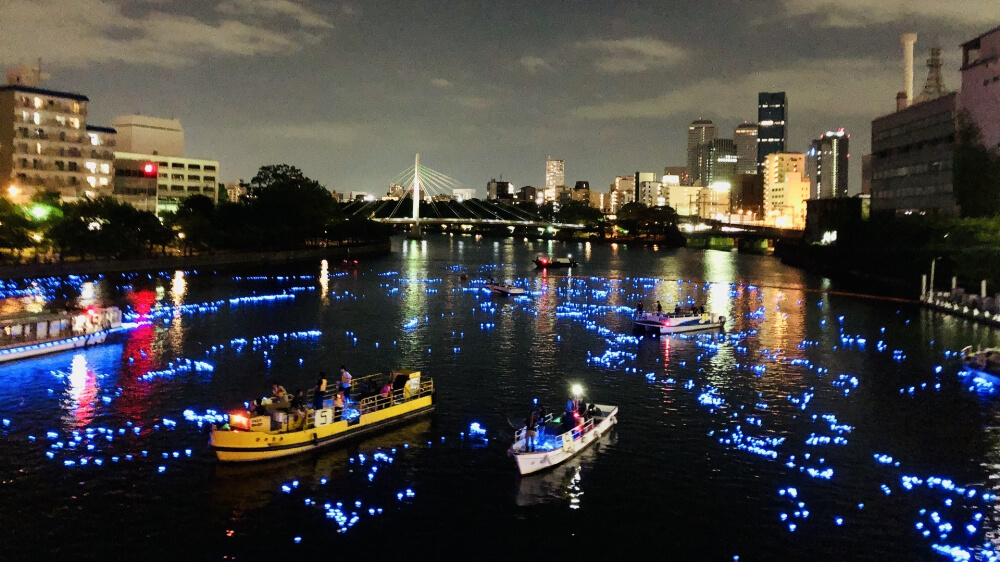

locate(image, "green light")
[[29, 205, 50, 220]]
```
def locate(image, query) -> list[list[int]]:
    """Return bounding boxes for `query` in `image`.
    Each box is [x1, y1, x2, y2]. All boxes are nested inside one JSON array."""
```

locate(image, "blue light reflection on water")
[[2, 238, 1000, 559]]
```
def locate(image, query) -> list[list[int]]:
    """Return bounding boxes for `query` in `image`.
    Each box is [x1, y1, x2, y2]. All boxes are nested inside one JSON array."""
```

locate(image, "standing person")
[[636, 301, 644, 315], [313, 374, 327, 410], [340, 365, 352, 400], [525, 409, 538, 452], [656, 301, 663, 314], [333, 391, 345, 421]]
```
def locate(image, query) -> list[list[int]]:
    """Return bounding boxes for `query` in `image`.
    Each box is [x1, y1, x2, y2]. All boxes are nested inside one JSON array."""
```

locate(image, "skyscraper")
[[699, 139, 738, 190], [757, 92, 788, 172], [544, 156, 564, 202], [734, 122, 759, 176], [809, 129, 850, 199], [686, 119, 717, 185]]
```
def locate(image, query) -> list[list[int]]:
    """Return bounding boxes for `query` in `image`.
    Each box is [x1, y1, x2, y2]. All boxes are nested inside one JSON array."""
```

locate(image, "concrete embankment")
[[0, 241, 391, 280]]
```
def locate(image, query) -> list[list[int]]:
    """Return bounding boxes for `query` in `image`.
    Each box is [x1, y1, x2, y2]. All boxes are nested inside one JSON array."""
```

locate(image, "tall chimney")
[[901, 33, 918, 108]]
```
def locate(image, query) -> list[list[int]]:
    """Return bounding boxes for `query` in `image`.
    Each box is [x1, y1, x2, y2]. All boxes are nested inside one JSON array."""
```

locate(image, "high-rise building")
[[960, 26, 1000, 152], [764, 171, 810, 228], [734, 121, 759, 176], [757, 92, 788, 172], [699, 139, 738, 193], [572, 181, 591, 203], [808, 129, 850, 199], [609, 175, 635, 213], [112, 115, 184, 157], [686, 119, 717, 185], [544, 157, 564, 202], [0, 71, 116, 204]]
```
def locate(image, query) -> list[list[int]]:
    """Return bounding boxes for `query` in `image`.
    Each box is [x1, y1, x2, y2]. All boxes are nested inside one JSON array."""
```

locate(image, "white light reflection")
[[320, 260, 329, 304]]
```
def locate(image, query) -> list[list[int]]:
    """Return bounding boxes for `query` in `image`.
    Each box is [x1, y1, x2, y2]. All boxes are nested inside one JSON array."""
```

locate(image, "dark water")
[[2, 236, 1000, 561]]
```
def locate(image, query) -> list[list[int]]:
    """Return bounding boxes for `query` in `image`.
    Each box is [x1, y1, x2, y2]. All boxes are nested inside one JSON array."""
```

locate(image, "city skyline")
[[0, 0, 991, 197]]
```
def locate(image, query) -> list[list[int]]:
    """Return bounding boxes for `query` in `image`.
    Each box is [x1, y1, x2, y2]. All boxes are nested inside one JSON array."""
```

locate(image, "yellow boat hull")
[[210, 395, 434, 462]]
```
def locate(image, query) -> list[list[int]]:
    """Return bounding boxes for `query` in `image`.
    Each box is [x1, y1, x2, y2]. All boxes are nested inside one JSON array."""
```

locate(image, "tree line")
[[0, 165, 391, 262]]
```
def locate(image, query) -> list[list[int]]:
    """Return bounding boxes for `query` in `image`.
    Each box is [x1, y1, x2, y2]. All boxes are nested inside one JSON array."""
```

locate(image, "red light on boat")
[[230, 413, 249, 430], [541, 258, 548, 264]]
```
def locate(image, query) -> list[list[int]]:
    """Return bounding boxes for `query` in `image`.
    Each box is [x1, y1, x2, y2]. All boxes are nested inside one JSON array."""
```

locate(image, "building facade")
[[112, 115, 184, 157], [764, 171, 810, 228], [119, 152, 220, 212], [487, 178, 514, 200], [757, 92, 788, 173], [0, 81, 115, 204], [699, 138, 738, 192], [544, 157, 564, 202], [734, 121, 759, 176], [667, 184, 701, 217], [609, 175, 636, 214], [809, 129, 850, 199], [112, 156, 158, 212], [686, 119, 717, 186], [960, 25, 1000, 152], [571, 181, 590, 204], [870, 92, 958, 215]]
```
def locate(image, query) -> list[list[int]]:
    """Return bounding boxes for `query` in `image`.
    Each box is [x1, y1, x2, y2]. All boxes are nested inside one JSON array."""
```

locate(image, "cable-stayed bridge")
[[341, 154, 587, 232]]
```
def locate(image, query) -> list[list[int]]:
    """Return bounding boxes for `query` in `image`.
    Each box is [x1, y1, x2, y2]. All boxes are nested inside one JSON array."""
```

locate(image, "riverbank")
[[0, 241, 391, 280]]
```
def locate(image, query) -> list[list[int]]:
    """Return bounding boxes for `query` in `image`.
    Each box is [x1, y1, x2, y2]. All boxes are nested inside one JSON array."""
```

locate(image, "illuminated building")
[[112, 156, 159, 212], [0, 66, 115, 203], [757, 92, 788, 173], [734, 121, 759, 176], [668, 184, 701, 217], [452, 188, 475, 201], [699, 139, 738, 197], [764, 162, 810, 228], [118, 152, 220, 213], [808, 129, 850, 199], [609, 175, 635, 213], [544, 156, 564, 202], [686, 119, 717, 186], [571, 181, 590, 203]]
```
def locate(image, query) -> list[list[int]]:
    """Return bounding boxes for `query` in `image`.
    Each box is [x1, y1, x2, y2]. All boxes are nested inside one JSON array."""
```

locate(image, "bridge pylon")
[[407, 152, 423, 239]]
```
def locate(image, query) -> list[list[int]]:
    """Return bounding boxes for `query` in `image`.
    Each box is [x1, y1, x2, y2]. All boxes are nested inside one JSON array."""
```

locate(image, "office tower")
[[809, 129, 850, 198], [686, 119, 717, 185], [734, 121, 759, 176], [544, 156, 564, 202], [698, 139, 738, 190], [757, 92, 788, 172]]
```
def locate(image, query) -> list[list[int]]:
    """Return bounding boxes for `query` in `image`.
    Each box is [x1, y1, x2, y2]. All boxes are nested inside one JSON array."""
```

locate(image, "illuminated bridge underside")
[[342, 198, 586, 230]]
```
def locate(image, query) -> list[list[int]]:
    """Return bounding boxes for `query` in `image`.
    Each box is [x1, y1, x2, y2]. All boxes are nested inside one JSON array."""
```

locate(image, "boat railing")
[[513, 413, 555, 442], [554, 418, 595, 451], [357, 378, 434, 415]]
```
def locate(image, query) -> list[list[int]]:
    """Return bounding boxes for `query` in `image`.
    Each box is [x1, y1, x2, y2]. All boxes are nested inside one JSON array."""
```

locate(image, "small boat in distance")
[[485, 282, 526, 296], [0, 306, 123, 364], [210, 369, 435, 462], [633, 311, 726, 335], [533, 255, 578, 269]]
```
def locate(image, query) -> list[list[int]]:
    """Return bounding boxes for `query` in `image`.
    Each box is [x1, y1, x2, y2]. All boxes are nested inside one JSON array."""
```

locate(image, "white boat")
[[633, 311, 726, 335], [0, 307, 123, 364], [510, 404, 618, 475], [485, 283, 526, 296], [533, 256, 578, 269]]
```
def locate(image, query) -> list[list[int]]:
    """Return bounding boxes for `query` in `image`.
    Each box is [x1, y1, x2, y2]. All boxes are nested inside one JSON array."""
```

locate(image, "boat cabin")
[[0, 306, 122, 350]]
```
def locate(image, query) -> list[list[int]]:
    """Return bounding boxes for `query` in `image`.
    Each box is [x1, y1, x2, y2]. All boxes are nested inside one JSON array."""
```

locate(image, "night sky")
[[1, 1, 992, 197]]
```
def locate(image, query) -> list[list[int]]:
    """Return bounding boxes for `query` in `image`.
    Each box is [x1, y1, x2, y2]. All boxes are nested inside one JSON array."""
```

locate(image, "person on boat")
[[379, 381, 392, 409], [525, 409, 538, 452], [656, 301, 663, 314], [248, 398, 261, 416], [636, 301, 644, 315], [290, 389, 307, 426], [333, 391, 345, 421], [340, 366, 353, 400], [489, 277, 495, 285], [674, 303, 681, 315], [271, 382, 288, 404], [313, 374, 327, 410], [536, 404, 547, 426]]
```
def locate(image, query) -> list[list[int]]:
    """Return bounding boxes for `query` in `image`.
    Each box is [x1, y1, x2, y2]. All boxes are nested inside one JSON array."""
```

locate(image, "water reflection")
[[65, 353, 97, 428], [171, 271, 186, 306], [319, 260, 329, 305], [515, 430, 616, 508]]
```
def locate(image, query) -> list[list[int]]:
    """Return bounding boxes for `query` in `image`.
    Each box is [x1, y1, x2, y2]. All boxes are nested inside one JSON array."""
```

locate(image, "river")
[[1, 235, 999, 561]]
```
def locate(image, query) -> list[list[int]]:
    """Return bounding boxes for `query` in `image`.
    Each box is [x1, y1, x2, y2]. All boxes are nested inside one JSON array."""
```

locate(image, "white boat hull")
[[634, 313, 726, 335], [512, 405, 618, 475], [0, 331, 109, 364]]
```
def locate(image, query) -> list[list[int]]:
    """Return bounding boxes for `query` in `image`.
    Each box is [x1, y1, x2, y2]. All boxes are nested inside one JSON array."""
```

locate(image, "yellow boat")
[[210, 370, 434, 462]]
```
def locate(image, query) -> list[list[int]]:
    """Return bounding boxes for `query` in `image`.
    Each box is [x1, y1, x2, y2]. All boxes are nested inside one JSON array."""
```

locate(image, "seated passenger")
[[379, 382, 392, 409], [271, 382, 288, 403]]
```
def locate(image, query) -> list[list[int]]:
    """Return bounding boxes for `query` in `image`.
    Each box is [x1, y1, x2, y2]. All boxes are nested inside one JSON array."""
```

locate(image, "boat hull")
[[513, 405, 618, 475], [634, 313, 726, 335], [0, 331, 109, 364], [486, 284, 526, 296], [210, 395, 434, 462]]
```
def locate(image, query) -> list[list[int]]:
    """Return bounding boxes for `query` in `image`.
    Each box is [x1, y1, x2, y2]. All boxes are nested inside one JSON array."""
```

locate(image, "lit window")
[[99, 163, 110, 174], [33, 112, 40, 125], [87, 176, 96, 187], [56, 116, 66, 126], [70, 118, 80, 129], [85, 161, 97, 173], [34, 97, 42, 109], [35, 143, 41, 155], [99, 178, 108, 186]]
